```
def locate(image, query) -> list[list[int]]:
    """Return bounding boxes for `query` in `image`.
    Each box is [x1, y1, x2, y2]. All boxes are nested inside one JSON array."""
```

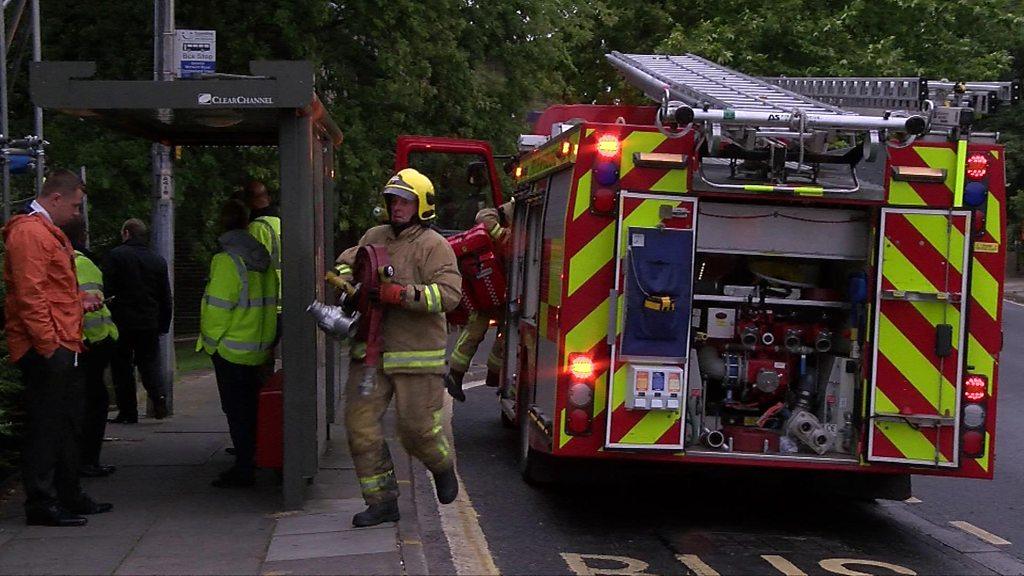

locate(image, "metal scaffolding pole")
[[2, 0, 10, 223], [29, 0, 40, 196], [153, 0, 176, 413]]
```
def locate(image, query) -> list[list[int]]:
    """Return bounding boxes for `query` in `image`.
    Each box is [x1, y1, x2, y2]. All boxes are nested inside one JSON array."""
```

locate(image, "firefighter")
[[196, 200, 279, 487], [334, 168, 462, 527], [244, 180, 282, 314], [445, 200, 513, 402]]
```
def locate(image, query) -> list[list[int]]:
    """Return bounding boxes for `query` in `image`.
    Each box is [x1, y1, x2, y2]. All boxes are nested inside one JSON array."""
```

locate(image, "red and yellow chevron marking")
[[886, 144, 958, 207], [872, 211, 967, 465], [960, 144, 1006, 477], [555, 128, 693, 452]]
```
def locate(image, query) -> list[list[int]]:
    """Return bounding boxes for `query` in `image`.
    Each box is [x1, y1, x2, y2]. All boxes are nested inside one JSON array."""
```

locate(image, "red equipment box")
[[256, 370, 283, 469]]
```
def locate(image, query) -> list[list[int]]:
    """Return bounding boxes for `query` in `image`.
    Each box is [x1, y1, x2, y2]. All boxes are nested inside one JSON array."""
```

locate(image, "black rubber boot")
[[445, 370, 466, 402], [485, 370, 500, 388], [433, 466, 459, 504], [352, 500, 400, 527]]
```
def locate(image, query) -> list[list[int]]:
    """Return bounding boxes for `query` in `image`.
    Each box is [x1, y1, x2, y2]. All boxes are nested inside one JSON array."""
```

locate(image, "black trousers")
[[80, 338, 113, 466], [111, 329, 162, 418], [212, 353, 262, 474], [18, 348, 84, 513]]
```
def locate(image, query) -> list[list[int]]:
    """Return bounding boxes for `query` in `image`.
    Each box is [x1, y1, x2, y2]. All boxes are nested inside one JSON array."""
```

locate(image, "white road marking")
[[904, 497, 922, 504], [463, 379, 487, 390], [762, 555, 808, 575], [676, 554, 721, 576], [949, 520, 1012, 546], [1003, 298, 1024, 308], [434, 469, 500, 575]]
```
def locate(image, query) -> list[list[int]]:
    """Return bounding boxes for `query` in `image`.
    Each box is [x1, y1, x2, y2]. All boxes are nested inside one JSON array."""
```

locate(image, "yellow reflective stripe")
[[873, 388, 950, 463], [382, 349, 446, 368], [905, 213, 966, 274], [359, 470, 397, 493], [567, 222, 615, 296], [563, 300, 608, 369], [882, 235, 940, 294], [432, 409, 451, 461], [425, 284, 442, 313], [618, 409, 679, 445], [971, 260, 998, 322], [887, 180, 927, 205], [571, 170, 593, 220], [954, 139, 968, 206], [877, 312, 957, 413], [915, 146, 958, 188], [619, 132, 665, 180], [649, 169, 687, 193], [986, 188, 1002, 242]]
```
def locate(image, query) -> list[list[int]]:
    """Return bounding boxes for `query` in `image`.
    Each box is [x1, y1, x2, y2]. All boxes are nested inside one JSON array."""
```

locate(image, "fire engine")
[[398, 53, 1017, 498]]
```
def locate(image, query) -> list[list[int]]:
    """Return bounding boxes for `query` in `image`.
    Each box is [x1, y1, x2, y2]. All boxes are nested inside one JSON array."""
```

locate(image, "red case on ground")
[[256, 370, 284, 469]]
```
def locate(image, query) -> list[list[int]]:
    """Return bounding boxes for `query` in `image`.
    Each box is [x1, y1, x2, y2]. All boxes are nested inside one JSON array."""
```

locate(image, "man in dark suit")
[[104, 218, 173, 423]]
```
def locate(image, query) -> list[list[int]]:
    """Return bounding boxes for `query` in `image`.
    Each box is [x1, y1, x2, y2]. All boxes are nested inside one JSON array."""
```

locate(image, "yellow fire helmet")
[[382, 168, 436, 222]]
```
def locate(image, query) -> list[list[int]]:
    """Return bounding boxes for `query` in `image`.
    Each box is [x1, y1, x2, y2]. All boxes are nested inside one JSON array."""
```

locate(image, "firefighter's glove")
[[378, 282, 406, 306]]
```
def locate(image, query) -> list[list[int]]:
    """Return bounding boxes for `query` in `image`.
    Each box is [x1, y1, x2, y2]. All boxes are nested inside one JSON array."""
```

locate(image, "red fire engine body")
[[398, 53, 1016, 497]]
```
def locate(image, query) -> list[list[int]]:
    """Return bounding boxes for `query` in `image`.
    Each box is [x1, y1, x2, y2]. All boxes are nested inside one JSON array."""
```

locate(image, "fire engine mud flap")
[[867, 208, 971, 467], [605, 193, 696, 450]]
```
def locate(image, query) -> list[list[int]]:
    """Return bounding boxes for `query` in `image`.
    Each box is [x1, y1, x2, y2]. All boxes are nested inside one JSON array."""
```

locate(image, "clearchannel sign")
[[197, 93, 275, 105]]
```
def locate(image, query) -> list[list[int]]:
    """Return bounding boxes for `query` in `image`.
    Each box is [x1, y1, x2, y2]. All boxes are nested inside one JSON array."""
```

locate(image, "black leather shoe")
[[352, 500, 399, 527], [212, 469, 255, 488], [79, 464, 115, 478], [108, 414, 138, 424], [445, 371, 466, 403], [433, 466, 459, 504], [26, 506, 87, 527], [64, 495, 113, 515], [153, 396, 169, 420]]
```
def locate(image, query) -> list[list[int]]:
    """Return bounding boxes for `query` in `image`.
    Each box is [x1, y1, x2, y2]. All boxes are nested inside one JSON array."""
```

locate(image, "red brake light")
[[568, 353, 595, 381], [591, 187, 618, 215], [597, 135, 620, 158], [964, 375, 987, 402], [566, 408, 591, 435], [966, 153, 989, 180]]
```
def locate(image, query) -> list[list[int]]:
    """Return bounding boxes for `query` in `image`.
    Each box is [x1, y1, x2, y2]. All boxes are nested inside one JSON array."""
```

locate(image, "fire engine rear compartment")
[[602, 193, 876, 463]]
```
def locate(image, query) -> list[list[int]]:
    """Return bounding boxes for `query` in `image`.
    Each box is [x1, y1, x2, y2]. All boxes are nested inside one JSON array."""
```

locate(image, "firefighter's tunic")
[[334, 223, 462, 504], [449, 202, 512, 375]]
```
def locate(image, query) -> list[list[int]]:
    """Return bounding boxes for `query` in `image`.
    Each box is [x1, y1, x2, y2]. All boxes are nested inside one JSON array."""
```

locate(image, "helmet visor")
[[382, 186, 416, 202]]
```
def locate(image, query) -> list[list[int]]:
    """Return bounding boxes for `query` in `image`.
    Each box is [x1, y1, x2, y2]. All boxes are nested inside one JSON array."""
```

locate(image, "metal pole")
[[2, 0, 10, 223], [29, 0, 40, 196], [152, 0, 176, 414]]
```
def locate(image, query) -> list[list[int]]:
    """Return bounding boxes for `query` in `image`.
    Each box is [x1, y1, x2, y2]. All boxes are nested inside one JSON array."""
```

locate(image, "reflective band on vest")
[[79, 282, 103, 292], [202, 334, 272, 352]]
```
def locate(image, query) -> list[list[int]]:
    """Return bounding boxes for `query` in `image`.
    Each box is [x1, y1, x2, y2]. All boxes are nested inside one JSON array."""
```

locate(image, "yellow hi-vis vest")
[[196, 250, 278, 366], [74, 250, 119, 344], [248, 215, 282, 313]]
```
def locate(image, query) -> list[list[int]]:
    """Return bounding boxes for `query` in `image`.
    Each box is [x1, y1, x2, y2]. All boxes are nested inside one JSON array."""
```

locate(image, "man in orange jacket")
[[2, 169, 111, 527]]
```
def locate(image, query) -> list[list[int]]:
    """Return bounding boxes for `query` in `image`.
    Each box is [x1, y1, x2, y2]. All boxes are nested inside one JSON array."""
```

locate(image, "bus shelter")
[[31, 60, 343, 507]]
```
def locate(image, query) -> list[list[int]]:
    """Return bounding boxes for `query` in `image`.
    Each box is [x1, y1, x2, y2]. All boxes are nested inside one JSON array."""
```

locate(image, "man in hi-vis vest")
[[197, 199, 278, 488]]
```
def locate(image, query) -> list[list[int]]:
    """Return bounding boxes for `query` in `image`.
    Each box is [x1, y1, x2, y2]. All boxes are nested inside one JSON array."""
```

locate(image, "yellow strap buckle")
[[643, 295, 675, 312]]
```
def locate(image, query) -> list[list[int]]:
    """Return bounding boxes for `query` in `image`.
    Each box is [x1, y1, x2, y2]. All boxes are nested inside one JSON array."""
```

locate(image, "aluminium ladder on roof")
[[761, 76, 1020, 116], [605, 51, 925, 134]]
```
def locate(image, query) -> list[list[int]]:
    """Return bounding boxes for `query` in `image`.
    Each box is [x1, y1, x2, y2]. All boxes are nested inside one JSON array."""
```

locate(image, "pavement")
[[1005, 249, 1024, 305], [0, 368, 431, 575]]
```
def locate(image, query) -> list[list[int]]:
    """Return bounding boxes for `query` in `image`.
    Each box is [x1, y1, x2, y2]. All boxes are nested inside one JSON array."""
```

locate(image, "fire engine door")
[[605, 192, 696, 450], [868, 208, 971, 467]]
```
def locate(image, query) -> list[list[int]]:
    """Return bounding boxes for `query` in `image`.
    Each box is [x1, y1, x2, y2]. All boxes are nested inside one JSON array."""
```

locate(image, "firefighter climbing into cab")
[[445, 199, 514, 401], [330, 168, 463, 527]]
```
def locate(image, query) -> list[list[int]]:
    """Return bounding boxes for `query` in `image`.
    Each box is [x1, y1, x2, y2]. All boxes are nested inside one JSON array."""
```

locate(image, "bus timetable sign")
[[175, 29, 216, 78]]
